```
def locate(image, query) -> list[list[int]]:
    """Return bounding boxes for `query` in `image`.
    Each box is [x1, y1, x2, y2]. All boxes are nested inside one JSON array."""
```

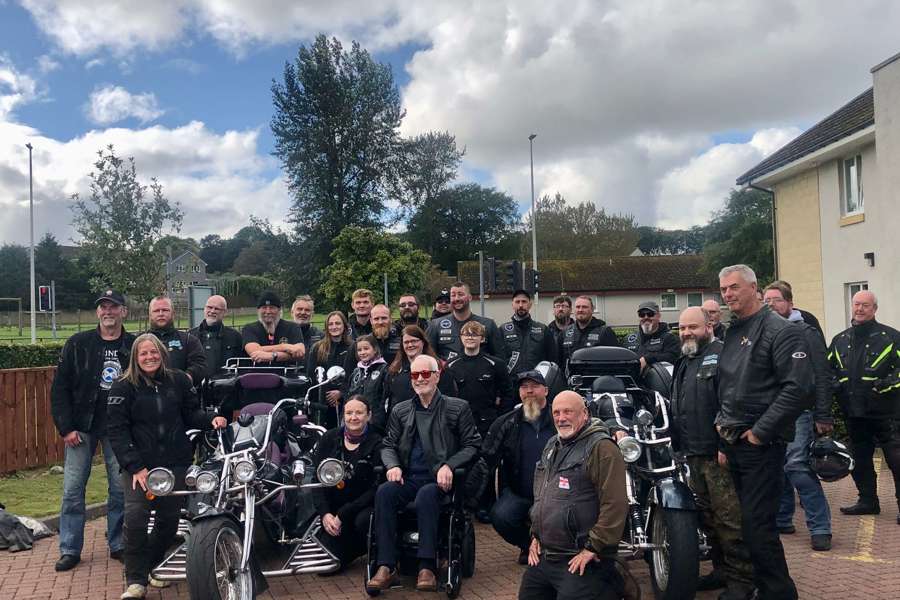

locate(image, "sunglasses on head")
[[638, 311, 656, 318], [410, 370, 436, 380]]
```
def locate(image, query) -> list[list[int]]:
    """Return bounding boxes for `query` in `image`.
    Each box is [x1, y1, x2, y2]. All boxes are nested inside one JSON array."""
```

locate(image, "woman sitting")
[[107, 334, 226, 599], [344, 334, 389, 432], [306, 310, 352, 428], [312, 395, 383, 571], [384, 325, 457, 417]]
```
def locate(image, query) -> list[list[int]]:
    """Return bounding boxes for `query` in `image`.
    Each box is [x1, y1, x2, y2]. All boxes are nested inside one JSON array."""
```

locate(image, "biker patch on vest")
[[588, 333, 599, 341], [440, 319, 452, 329], [626, 333, 638, 343], [702, 354, 719, 366], [558, 476, 570, 490], [508, 351, 520, 371], [504, 322, 514, 332], [531, 327, 542, 335], [370, 370, 382, 380], [350, 370, 363, 388], [649, 338, 662, 346], [167, 339, 182, 350], [108, 395, 124, 405]]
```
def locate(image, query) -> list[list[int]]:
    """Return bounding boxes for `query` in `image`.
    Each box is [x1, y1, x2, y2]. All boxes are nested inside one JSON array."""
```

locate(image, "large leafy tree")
[[35, 233, 93, 309], [320, 226, 431, 310], [70, 145, 183, 301], [271, 34, 404, 289], [636, 225, 706, 255], [405, 183, 519, 272], [524, 193, 639, 259], [0, 244, 29, 305], [702, 188, 775, 284], [395, 131, 464, 217]]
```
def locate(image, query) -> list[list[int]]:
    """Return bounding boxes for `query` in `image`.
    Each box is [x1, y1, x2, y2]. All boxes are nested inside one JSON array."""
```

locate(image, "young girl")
[[344, 335, 388, 432]]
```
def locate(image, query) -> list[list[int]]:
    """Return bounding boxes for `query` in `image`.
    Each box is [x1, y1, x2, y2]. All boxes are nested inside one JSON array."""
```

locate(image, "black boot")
[[697, 570, 727, 591], [840, 500, 880, 515]]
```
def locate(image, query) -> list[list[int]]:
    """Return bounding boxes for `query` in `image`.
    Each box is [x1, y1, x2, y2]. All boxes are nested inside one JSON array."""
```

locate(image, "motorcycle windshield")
[[231, 415, 270, 452]]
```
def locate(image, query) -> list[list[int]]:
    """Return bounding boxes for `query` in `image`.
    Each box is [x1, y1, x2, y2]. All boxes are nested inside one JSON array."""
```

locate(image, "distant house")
[[736, 50, 900, 338], [456, 255, 719, 327], [167, 250, 208, 303]]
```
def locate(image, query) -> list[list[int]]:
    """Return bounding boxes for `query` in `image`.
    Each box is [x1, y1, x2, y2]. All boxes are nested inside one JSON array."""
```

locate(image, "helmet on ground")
[[809, 436, 854, 482]]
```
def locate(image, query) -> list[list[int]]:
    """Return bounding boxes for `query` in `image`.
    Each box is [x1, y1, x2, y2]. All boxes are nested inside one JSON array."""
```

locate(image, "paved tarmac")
[[2, 458, 898, 599]]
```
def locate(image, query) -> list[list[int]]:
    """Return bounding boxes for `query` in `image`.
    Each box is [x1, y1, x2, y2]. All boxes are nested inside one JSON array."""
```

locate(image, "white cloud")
[[85, 85, 164, 125], [0, 120, 290, 246], [0, 55, 38, 120], [36, 54, 61, 74]]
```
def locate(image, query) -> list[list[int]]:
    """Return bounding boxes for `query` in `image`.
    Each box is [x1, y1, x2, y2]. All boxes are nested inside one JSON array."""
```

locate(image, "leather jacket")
[[671, 339, 723, 457], [481, 404, 555, 498], [828, 319, 900, 419], [381, 391, 481, 477], [715, 306, 814, 443], [499, 316, 558, 378], [189, 320, 244, 376]]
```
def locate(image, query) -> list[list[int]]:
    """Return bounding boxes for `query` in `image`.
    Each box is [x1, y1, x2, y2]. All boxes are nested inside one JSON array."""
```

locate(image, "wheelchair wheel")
[[365, 512, 381, 597], [446, 559, 461, 598], [461, 519, 476, 578]]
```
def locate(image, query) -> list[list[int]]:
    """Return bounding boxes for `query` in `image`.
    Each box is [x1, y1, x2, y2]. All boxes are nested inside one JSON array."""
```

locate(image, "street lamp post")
[[26, 143, 36, 344], [528, 134, 538, 306]]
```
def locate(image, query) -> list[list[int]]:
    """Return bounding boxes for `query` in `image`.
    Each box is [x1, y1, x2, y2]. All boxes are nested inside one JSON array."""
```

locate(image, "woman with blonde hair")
[[107, 333, 226, 599]]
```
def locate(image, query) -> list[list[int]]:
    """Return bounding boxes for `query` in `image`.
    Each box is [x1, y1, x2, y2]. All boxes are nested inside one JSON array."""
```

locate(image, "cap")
[[94, 289, 126, 306], [512, 288, 531, 300], [436, 289, 451, 302], [257, 290, 282, 308], [638, 301, 660, 314], [517, 369, 546, 387]]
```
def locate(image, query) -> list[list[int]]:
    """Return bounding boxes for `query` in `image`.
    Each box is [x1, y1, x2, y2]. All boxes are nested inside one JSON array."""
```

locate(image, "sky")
[[1, 0, 899, 247]]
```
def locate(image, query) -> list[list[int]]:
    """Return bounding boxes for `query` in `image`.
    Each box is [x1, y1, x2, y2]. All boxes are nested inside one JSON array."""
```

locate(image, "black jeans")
[[121, 468, 186, 586], [724, 440, 797, 600], [490, 488, 532, 550], [319, 506, 372, 567], [846, 417, 900, 507], [374, 474, 445, 568], [518, 555, 622, 600]]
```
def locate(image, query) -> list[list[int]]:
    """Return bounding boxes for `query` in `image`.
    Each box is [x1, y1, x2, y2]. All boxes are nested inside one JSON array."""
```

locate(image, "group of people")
[[47, 265, 900, 600]]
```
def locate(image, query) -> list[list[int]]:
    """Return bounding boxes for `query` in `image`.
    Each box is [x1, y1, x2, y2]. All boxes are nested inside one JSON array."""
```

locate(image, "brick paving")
[[2, 463, 899, 600]]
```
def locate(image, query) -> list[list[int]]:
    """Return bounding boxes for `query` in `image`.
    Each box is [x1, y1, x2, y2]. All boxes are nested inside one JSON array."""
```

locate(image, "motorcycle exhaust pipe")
[[291, 459, 306, 482]]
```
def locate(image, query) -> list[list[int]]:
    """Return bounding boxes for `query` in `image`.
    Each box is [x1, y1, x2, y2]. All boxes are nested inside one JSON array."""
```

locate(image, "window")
[[176, 264, 185, 273], [845, 281, 869, 325], [660, 293, 676, 309], [687, 292, 703, 307], [841, 154, 863, 215], [192, 264, 201, 273]]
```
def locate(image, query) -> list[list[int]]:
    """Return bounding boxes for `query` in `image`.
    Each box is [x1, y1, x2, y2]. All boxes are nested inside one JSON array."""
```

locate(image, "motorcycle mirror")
[[325, 366, 346, 383]]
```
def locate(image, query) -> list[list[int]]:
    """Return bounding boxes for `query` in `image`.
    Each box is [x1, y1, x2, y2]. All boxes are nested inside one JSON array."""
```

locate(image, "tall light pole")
[[26, 143, 36, 344], [528, 133, 538, 306]]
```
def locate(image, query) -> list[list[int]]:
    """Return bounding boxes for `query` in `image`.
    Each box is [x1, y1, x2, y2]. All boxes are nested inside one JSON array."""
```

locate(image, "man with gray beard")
[[481, 371, 556, 564], [241, 291, 305, 364], [623, 300, 680, 371]]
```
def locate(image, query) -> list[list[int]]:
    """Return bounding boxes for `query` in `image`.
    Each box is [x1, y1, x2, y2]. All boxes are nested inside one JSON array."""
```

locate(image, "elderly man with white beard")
[[481, 370, 557, 564]]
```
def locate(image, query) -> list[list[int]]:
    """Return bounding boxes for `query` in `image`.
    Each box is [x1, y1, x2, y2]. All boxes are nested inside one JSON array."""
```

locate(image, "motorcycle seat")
[[238, 372, 285, 390]]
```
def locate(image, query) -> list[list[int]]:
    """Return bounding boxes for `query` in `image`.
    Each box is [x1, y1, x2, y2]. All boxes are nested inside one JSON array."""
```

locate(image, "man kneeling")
[[520, 391, 629, 600], [366, 355, 482, 593]]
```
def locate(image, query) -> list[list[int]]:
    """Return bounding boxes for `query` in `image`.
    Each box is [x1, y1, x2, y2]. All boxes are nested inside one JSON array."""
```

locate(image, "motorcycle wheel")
[[648, 507, 699, 600], [187, 517, 255, 600]]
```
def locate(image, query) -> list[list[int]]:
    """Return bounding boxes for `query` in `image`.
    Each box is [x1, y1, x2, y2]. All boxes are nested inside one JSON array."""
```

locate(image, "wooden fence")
[[0, 366, 64, 474]]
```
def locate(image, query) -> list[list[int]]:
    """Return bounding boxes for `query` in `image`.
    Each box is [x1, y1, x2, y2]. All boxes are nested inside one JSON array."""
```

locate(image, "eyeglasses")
[[398, 302, 417, 308], [410, 370, 437, 380], [638, 311, 656, 318]]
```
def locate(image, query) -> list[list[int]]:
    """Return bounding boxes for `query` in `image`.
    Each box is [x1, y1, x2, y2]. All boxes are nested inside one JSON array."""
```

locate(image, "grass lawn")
[[0, 461, 110, 518]]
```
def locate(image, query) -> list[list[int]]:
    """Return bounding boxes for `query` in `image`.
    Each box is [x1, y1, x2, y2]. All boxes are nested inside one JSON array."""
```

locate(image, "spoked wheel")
[[187, 517, 255, 600], [648, 507, 698, 600]]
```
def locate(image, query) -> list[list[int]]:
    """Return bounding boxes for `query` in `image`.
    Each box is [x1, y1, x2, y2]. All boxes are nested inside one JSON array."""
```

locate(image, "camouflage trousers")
[[686, 455, 754, 587]]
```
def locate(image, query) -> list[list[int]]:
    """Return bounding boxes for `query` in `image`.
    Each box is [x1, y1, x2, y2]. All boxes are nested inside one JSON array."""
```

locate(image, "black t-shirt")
[[241, 319, 304, 348], [95, 336, 126, 433]]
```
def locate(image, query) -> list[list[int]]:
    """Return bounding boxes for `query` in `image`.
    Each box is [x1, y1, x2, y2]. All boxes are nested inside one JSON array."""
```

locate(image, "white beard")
[[522, 398, 543, 422], [681, 339, 699, 356], [640, 322, 655, 335]]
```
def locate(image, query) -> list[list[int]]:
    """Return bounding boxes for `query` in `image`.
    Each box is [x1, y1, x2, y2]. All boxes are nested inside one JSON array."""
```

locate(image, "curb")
[[39, 502, 108, 532]]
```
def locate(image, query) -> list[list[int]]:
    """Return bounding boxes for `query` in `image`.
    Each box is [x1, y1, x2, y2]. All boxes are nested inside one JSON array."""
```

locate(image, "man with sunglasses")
[[368, 354, 482, 593], [623, 301, 680, 371], [394, 293, 429, 333]]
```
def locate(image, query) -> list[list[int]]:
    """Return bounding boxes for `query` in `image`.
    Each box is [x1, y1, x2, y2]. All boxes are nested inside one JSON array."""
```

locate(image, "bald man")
[[828, 290, 900, 521], [190, 294, 245, 376], [521, 391, 630, 600], [702, 299, 727, 340]]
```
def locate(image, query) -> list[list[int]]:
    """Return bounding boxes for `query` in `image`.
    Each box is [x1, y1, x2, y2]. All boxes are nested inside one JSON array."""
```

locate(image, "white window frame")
[[845, 281, 869, 325], [841, 154, 864, 216], [176, 264, 185, 273], [660, 292, 677, 310], [687, 292, 703, 307]]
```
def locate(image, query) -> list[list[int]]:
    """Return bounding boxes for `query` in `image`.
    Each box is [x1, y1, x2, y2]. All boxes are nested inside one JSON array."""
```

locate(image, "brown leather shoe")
[[366, 566, 399, 592], [416, 568, 437, 592]]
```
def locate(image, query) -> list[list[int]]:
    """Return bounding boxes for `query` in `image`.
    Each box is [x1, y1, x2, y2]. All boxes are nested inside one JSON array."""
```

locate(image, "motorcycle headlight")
[[316, 458, 345, 487], [233, 459, 257, 484], [617, 436, 642, 463], [196, 471, 218, 493], [147, 467, 175, 496], [185, 465, 201, 488], [635, 409, 654, 427]]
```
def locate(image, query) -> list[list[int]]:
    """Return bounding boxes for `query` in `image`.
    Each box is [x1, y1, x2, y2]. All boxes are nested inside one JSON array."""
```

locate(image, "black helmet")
[[809, 437, 854, 482]]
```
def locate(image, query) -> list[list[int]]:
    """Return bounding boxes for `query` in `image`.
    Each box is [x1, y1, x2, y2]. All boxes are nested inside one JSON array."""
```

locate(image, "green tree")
[[636, 225, 706, 255], [271, 34, 404, 290], [320, 226, 431, 310], [0, 244, 29, 304], [35, 233, 93, 309], [701, 188, 775, 284], [395, 131, 464, 217], [524, 193, 639, 259], [405, 183, 519, 273], [70, 145, 184, 301]]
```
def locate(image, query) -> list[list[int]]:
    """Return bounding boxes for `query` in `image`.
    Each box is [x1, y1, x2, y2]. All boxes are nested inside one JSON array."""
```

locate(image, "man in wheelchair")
[[366, 354, 482, 593]]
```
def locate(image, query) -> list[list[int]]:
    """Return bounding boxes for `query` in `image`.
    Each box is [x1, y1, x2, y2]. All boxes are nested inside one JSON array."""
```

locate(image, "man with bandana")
[[241, 291, 305, 364]]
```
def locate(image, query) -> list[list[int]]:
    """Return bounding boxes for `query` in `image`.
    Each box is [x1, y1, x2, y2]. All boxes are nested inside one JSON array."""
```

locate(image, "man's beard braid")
[[373, 323, 391, 339], [259, 316, 279, 335], [522, 398, 542, 422]]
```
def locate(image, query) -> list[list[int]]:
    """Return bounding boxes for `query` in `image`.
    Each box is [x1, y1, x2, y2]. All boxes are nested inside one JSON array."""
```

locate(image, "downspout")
[[747, 181, 778, 280]]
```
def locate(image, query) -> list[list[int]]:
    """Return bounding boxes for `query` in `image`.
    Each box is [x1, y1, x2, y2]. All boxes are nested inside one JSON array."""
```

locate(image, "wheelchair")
[[364, 466, 477, 598]]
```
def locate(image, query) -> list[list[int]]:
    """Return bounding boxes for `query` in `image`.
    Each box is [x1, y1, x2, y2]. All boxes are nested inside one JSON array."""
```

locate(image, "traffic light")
[[533, 270, 540, 292], [523, 267, 535, 294], [486, 257, 498, 292], [508, 260, 522, 290], [38, 285, 51, 312]]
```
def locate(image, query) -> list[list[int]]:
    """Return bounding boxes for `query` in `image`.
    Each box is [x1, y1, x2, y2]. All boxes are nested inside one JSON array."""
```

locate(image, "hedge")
[[0, 343, 64, 370]]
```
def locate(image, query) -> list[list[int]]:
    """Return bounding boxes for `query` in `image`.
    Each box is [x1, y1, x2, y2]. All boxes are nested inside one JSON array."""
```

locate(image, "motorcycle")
[[567, 347, 700, 600], [146, 365, 348, 600]]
